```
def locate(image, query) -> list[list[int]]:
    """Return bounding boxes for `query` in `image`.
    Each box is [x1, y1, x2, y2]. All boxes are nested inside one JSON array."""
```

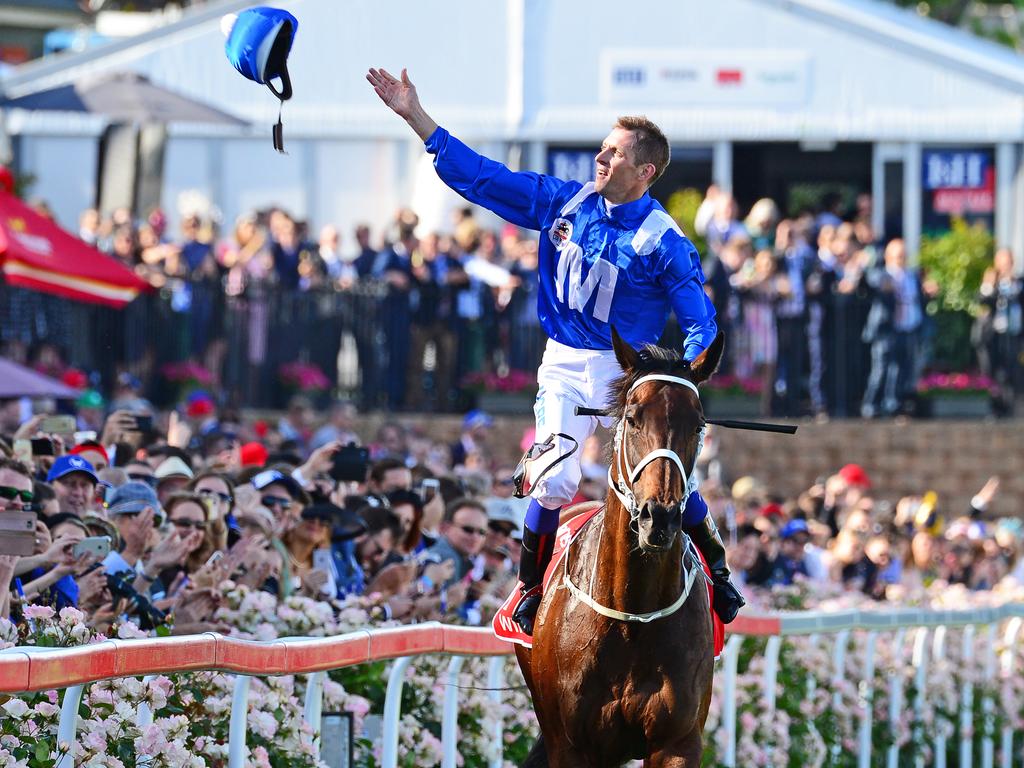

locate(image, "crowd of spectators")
[[1, 391, 1020, 639], [696, 187, 1023, 418], [10, 186, 1012, 418]]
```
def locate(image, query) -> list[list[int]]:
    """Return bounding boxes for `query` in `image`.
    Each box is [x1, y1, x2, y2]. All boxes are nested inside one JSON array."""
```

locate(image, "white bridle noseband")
[[607, 373, 706, 522]]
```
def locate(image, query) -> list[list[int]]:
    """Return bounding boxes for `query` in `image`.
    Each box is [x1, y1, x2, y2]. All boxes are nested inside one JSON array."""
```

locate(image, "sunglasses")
[[197, 488, 232, 504], [128, 474, 157, 488], [459, 525, 488, 537], [261, 495, 292, 510], [171, 518, 206, 531], [0, 486, 33, 504], [488, 522, 515, 536], [496, 478, 516, 487]]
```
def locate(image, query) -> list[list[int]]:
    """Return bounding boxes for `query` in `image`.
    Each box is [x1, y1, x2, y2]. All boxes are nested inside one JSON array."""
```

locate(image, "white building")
[[2, 0, 1024, 262]]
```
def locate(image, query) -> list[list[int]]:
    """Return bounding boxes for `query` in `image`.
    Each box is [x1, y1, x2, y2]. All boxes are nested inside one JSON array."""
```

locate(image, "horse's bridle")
[[607, 373, 706, 526]]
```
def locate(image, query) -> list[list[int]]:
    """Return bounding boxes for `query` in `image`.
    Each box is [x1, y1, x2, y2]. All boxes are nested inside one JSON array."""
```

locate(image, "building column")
[[902, 142, 922, 263], [995, 142, 1020, 260], [1013, 144, 1024, 272], [712, 140, 732, 195]]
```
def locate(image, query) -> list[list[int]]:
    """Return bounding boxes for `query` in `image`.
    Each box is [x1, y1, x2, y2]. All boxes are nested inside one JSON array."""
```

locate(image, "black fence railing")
[[0, 278, 980, 416]]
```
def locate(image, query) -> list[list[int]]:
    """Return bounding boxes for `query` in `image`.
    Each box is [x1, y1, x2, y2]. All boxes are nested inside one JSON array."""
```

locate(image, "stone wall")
[[353, 414, 1024, 518]]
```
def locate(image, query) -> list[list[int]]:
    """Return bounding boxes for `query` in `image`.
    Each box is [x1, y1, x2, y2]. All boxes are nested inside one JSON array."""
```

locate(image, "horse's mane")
[[606, 344, 692, 420]]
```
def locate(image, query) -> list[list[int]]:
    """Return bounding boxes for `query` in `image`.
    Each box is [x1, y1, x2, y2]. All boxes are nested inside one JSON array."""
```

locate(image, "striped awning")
[[0, 190, 149, 308]]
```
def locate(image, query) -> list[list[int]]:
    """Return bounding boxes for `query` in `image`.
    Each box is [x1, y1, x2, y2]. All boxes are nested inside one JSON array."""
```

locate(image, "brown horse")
[[515, 329, 723, 768]]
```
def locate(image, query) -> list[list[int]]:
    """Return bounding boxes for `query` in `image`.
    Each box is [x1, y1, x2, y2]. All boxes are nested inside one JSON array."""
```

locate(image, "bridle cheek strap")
[[610, 373, 704, 519]]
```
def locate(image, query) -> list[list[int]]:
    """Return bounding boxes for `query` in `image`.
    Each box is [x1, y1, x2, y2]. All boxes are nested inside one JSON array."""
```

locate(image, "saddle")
[[492, 502, 725, 656]]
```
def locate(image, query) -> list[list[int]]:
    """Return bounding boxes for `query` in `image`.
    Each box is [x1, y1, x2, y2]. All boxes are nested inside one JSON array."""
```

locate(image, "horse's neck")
[[591, 493, 685, 616]]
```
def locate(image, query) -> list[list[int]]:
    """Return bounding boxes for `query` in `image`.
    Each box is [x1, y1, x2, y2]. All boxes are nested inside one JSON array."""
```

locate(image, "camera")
[[330, 443, 370, 483], [106, 571, 167, 629]]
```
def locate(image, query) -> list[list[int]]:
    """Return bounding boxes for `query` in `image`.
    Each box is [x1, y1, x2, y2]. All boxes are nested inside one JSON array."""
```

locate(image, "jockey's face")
[[594, 127, 653, 205]]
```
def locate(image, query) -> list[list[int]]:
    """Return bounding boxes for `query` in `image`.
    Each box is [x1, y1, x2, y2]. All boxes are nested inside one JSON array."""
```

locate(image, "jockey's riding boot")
[[686, 515, 746, 624], [511, 526, 555, 635]]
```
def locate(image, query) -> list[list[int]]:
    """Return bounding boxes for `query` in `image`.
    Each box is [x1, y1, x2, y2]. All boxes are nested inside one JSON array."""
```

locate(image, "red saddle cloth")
[[492, 505, 725, 657]]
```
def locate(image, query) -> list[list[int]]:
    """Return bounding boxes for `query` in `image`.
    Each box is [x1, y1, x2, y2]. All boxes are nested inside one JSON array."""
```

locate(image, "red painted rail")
[[0, 615, 780, 694]]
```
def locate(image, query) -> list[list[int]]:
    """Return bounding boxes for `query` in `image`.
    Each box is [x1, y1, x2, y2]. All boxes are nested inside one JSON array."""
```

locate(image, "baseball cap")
[[485, 498, 526, 529], [252, 468, 304, 500], [106, 480, 163, 522], [780, 519, 810, 540], [47, 455, 99, 484], [239, 441, 269, 467], [463, 409, 494, 431], [69, 442, 109, 465], [155, 456, 195, 483], [838, 463, 871, 489], [75, 390, 105, 410]]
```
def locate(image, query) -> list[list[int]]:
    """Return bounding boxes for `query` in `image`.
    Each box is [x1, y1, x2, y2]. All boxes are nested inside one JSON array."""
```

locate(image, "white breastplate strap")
[[562, 531, 702, 623]]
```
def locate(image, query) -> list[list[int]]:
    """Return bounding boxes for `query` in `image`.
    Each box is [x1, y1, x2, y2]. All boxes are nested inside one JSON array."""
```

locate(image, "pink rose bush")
[[3, 578, 1024, 767]]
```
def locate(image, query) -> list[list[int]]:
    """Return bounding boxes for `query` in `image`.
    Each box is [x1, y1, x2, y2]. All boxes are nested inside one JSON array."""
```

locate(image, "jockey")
[[366, 67, 746, 634]]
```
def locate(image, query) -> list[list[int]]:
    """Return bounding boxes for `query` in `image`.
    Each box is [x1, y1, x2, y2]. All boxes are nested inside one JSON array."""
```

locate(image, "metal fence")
[[0, 279, 549, 411], [2, 605, 1023, 768], [0, 277, 975, 416]]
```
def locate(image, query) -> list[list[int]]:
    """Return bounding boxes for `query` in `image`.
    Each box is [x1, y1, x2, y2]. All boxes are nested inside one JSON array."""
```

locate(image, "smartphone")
[[74, 431, 98, 444], [420, 478, 440, 504], [313, 547, 335, 573], [204, 551, 224, 568], [132, 414, 154, 433], [73, 536, 111, 560], [12, 440, 32, 465], [0, 511, 38, 556], [40, 415, 76, 435], [329, 443, 370, 482], [30, 437, 55, 456]]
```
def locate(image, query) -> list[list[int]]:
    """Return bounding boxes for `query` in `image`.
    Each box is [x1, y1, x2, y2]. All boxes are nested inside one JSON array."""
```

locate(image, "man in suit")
[[860, 238, 923, 417]]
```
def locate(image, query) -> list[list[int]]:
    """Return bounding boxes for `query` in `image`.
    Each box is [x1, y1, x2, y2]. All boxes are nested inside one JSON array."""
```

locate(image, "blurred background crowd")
[[1, 393, 1020, 636], [2, 184, 1021, 418]]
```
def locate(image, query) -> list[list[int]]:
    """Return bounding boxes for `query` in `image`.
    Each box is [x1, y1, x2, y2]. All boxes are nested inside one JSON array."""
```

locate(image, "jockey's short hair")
[[615, 116, 670, 186]]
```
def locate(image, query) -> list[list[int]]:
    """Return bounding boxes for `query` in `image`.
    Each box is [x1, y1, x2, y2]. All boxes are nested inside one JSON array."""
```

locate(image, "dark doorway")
[[650, 146, 713, 205], [732, 142, 872, 219]]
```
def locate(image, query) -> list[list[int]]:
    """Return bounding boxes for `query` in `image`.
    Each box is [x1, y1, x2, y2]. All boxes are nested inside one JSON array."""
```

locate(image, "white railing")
[[2, 605, 1023, 767]]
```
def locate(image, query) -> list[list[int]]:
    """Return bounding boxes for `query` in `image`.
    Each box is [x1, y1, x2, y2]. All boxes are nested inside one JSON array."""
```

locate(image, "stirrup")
[[511, 584, 543, 635]]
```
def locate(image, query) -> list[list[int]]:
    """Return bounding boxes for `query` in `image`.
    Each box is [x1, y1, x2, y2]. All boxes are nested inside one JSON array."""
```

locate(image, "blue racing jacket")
[[425, 127, 717, 359]]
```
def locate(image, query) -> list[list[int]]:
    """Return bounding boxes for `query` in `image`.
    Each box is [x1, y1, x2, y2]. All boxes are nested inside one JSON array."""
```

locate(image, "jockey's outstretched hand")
[[365, 67, 438, 141]]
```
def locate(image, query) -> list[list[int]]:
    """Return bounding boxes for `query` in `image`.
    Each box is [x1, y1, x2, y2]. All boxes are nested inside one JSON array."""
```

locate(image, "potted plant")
[[461, 368, 538, 415], [703, 374, 764, 417], [916, 372, 995, 418], [279, 361, 332, 406], [160, 361, 214, 403]]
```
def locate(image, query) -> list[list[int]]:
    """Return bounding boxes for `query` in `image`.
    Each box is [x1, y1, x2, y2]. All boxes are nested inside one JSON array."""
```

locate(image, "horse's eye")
[[624, 404, 640, 427]]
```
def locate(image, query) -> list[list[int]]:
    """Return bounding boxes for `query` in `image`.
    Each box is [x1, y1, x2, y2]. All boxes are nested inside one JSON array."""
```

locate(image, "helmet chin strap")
[[607, 374, 705, 524]]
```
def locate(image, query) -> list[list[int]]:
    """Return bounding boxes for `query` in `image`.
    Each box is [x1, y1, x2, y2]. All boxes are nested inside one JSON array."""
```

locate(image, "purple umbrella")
[[0, 358, 81, 399]]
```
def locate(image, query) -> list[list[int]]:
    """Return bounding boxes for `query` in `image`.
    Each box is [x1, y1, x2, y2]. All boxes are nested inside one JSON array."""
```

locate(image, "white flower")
[[2, 698, 30, 718]]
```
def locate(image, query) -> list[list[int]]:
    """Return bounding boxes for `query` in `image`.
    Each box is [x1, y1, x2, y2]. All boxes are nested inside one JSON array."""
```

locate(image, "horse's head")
[[608, 328, 724, 554]]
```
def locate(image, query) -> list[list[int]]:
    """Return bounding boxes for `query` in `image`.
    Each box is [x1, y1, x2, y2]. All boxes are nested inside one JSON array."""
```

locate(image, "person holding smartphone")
[[19, 513, 98, 608]]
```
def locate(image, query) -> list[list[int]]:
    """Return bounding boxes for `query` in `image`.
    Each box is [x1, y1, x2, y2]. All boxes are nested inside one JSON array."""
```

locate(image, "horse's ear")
[[689, 331, 725, 385], [611, 326, 639, 372]]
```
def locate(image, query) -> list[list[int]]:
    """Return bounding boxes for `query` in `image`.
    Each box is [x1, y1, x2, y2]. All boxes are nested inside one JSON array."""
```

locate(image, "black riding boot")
[[686, 515, 746, 624], [511, 526, 555, 635]]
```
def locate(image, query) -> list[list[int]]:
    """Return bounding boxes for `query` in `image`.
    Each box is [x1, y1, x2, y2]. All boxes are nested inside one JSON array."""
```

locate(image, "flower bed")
[[3, 580, 1024, 767]]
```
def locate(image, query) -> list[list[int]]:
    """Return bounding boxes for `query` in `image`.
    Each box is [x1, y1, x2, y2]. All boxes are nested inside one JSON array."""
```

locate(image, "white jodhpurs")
[[531, 338, 620, 509]]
